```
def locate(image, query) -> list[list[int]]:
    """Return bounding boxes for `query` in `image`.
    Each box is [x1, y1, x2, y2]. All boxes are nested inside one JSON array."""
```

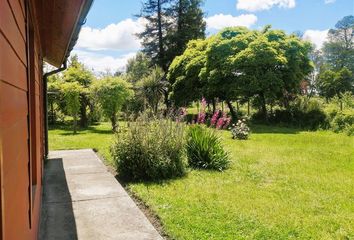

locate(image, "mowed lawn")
[[49, 123, 354, 239], [49, 122, 115, 161]]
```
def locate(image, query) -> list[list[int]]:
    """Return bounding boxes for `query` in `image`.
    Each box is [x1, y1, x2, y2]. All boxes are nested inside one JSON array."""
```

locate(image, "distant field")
[[49, 123, 354, 239]]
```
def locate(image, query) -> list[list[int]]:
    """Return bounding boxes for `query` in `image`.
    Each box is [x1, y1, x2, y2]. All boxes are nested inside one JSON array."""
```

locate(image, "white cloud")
[[303, 29, 329, 49], [324, 0, 336, 4], [205, 14, 258, 30], [71, 50, 137, 73], [76, 18, 146, 51], [236, 0, 296, 12]]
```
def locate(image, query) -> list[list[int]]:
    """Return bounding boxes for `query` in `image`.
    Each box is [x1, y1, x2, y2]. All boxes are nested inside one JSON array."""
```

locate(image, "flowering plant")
[[231, 119, 250, 140], [211, 110, 231, 129], [197, 97, 207, 124]]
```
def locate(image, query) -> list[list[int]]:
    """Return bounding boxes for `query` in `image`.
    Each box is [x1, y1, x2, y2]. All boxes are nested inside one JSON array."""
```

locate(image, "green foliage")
[[126, 52, 151, 84], [317, 67, 354, 99], [60, 82, 83, 133], [168, 26, 312, 119], [186, 125, 229, 171], [138, 66, 167, 114], [137, 0, 172, 70], [328, 109, 354, 135], [165, 0, 206, 63], [138, 0, 206, 71], [269, 97, 328, 130], [111, 116, 186, 181], [63, 55, 95, 127], [168, 39, 207, 105], [322, 15, 354, 72], [91, 77, 133, 131]]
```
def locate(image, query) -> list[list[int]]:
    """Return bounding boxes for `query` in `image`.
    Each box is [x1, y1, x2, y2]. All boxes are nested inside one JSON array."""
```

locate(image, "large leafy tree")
[[234, 35, 288, 117], [91, 77, 133, 132], [203, 27, 256, 117], [63, 55, 94, 127], [323, 15, 354, 72], [317, 67, 353, 100], [60, 82, 83, 134], [168, 39, 208, 106], [168, 26, 312, 119], [265, 30, 313, 107]]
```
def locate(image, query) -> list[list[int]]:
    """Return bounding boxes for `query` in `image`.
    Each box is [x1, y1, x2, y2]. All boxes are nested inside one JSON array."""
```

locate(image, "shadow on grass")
[[115, 172, 189, 188], [250, 124, 301, 134], [49, 123, 113, 136]]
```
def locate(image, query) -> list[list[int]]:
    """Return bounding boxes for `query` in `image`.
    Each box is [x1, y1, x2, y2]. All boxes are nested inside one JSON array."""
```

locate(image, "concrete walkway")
[[39, 149, 162, 240]]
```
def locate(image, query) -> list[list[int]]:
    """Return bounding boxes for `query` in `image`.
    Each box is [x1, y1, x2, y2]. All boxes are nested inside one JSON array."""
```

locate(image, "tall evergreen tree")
[[166, 0, 206, 65], [138, 0, 171, 71]]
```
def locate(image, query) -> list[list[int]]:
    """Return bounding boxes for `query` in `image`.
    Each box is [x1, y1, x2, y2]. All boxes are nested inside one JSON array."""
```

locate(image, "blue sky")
[[73, 0, 354, 73]]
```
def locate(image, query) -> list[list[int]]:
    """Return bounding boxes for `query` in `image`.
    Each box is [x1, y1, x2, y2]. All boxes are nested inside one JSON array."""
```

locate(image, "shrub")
[[186, 125, 229, 171], [345, 124, 354, 136], [329, 110, 354, 133], [111, 116, 186, 181], [268, 97, 328, 130], [231, 119, 250, 140]]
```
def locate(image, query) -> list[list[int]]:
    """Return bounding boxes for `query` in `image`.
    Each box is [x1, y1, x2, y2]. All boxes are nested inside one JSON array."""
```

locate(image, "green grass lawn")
[[49, 122, 115, 162], [49, 122, 354, 239]]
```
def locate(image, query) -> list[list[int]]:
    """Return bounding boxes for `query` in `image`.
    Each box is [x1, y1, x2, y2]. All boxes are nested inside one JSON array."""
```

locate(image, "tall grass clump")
[[186, 125, 230, 171], [111, 115, 186, 181]]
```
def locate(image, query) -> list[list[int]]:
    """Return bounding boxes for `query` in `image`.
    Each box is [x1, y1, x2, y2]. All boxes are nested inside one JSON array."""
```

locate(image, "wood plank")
[[0, 0, 26, 65], [7, 0, 26, 40], [0, 81, 28, 128], [2, 134, 30, 239], [0, 34, 27, 91], [2, 119, 28, 181], [17, 0, 25, 19]]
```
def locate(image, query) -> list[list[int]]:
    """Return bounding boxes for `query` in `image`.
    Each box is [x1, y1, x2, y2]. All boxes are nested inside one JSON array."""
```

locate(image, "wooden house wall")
[[0, 0, 44, 239]]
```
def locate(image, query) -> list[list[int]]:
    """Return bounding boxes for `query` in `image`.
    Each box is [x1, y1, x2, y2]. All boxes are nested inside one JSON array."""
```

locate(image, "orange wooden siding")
[[0, 0, 44, 239]]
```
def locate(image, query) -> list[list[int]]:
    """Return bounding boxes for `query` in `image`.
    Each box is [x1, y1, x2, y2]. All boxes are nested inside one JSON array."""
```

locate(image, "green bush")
[[329, 110, 354, 133], [345, 124, 354, 136], [269, 97, 328, 130], [186, 125, 229, 171], [111, 116, 186, 181]]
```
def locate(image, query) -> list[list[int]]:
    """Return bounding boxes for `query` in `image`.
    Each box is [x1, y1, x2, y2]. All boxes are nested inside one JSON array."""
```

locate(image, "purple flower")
[[211, 110, 220, 127]]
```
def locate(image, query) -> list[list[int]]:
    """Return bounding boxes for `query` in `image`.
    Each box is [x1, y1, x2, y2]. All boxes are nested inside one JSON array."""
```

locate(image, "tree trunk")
[[259, 92, 267, 120], [111, 114, 118, 132], [50, 101, 55, 124], [79, 95, 88, 128], [157, 0, 166, 71], [73, 114, 77, 134], [226, 100, 237, 120], [247, 99, 250, 116], [163, 90, 170, 113], [212, 98, 216, 113]]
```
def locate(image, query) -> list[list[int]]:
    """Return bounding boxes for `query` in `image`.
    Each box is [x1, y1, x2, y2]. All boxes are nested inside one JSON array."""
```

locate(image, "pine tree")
[[137, 0, 171, 71], [166, 0, 206, 64]]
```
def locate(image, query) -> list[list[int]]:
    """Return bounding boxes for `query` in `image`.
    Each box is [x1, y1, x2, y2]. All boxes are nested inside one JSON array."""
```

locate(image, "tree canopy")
[[91, 77, 133, 131], [168, 26, 313, 118]]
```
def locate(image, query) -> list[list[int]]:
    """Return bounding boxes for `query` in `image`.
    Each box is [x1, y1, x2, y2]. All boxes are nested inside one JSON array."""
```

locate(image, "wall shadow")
[[39, 158, 78, 240]]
